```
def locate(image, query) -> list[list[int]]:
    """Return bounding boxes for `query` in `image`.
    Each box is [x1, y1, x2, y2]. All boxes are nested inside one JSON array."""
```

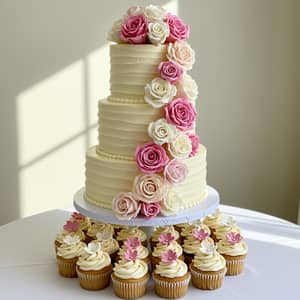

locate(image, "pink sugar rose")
[[192, 228, 209, 241], [124, 237, 141, 249], [226, 232, 243, 244], [165, 13, 190, 43], [63, 220, 79, 232], [165, 98, 197, 131], [164, 159, 188, 185], [158, 232, 175, 245], [120, 15, 148, 44], [112, 192, 141, 220], [158, 61, 183, 84], [141, 202, 160, 219], [135, 142, 169, 174], [188, 134, 200, 157]]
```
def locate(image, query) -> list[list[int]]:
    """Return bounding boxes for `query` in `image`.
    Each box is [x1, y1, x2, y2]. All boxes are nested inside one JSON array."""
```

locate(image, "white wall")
[[0, 0, 299, 225]]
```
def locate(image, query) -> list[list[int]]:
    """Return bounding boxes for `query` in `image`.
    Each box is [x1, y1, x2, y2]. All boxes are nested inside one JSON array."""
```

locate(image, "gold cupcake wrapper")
[[225, 258, 245, 276], [190, 265, 226, 290], [57, 257, 78, 278], [153, 273, 191, 299], [111, 275, 149, 299], [76, 265, 112, 290]]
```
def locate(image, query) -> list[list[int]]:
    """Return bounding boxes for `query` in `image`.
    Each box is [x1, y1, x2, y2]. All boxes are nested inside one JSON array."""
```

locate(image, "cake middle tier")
[[97, 98, 164, 158], [85, 145, 208, 210]]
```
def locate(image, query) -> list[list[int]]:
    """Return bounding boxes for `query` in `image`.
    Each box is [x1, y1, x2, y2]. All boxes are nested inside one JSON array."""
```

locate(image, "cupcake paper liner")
[[153, 272, 191, 299], [190, 264, 226, 290], [223, 254, 246, 275], [76, 264, 112, 290], [111, 273, 149, 299], [56, 256, 78, 278]]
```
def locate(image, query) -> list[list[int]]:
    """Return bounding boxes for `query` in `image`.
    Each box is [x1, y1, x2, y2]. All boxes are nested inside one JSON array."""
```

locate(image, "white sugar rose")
[[133, 173, 166, 203], [148, 118, 177, 145], [176, 73, 198, 101], [160, 190, 182, 216], [144, 5, 166, 22], [167, 41, 195, 71], [126, 6, 145, 17], [107, 18, 123, 43], [148, 22, 169, 45], [168, 134, 192, 159], [144, 77, 177, 108]]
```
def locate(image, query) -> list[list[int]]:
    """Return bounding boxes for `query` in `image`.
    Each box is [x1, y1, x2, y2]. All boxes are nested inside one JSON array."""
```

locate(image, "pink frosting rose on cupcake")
[[120, 14, 148, 44], [188, 134, 200, 157], [112, 192, 141, 220], [141, 202, 161, 219], [135, 142, 169, 174], [164, 159, 188, 185], [158, 61, 183, 84], [165, 98, 197, 131], [165, 13, 190, 43]]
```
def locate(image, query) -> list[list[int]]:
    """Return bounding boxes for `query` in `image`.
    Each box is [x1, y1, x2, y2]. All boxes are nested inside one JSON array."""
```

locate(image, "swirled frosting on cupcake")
[[203, 209, 223, 230], [152, 241, 182, 258], [117, 227, 147, 243], [151, 226, 179, 242], [119, 245, 149, 260], [155, 259, 187, 278], [214, 217, 240, 241], [217, 237, 248, 256], [193, 239, 226, 272], [87, 223, 114, 239], [99, 238, 119, 255], [183, 237, 214, 254], [113, 259, 148, 279], [57, 236, 85, 259], [56, 229, 85, 244], [77, 243, 111, 271]]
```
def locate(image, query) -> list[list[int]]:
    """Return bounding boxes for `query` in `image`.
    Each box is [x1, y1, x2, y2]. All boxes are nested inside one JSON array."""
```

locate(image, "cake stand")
[[73, 185, 220, 229]]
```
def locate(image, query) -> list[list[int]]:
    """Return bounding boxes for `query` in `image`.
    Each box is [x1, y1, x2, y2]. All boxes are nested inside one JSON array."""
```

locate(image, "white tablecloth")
[[0, 206, 299, 299]]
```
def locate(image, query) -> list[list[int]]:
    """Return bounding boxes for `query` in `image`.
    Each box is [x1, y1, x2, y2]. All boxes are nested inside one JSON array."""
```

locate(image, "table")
[[0, 206, 300, 299]]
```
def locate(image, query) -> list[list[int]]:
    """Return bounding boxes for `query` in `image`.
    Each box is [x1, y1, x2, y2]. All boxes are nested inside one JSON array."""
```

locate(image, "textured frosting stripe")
[[85, 145, 207, 210], [98, 99, 164, 157], [110, 44, 167, 101]]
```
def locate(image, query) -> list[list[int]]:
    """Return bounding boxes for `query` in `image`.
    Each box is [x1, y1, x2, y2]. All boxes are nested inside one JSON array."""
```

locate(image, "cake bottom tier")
[[85, 145, 208, 211]]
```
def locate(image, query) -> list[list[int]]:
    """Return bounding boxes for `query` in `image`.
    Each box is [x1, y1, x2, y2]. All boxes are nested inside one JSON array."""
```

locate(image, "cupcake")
[[190, 239, 226, 289], [181, 222, 211, 241], [183, 228, 213, 265], [56, 235, 85, 278], [150, 226, 180, 249], [55, 220, 85, 252], [76, 241, 112, 290], [118, 237, 150, 265], [153, 250, 191, 299], [203, 209, 223, 236], [86, 222, 114, 243], [96, 231, 119, 263], [217, 232, 248, 275], [151, 233, 183, 267], [116, 227, 147, 247], [111, 224, 125, 237], [213, 216, 240, 242], [112, 248, 149, 299]]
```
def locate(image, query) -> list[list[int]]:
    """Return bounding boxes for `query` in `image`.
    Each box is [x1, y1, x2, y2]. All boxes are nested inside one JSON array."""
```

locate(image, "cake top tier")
[[107, 5, 190, 45]]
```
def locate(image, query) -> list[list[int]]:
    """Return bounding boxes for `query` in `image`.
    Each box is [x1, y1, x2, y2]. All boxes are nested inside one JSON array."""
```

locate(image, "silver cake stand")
[[73, 185, 219, 229]]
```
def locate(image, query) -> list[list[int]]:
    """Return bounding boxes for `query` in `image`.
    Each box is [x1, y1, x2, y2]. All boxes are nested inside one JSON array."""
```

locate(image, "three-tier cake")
[[84, 5, 208, 220]]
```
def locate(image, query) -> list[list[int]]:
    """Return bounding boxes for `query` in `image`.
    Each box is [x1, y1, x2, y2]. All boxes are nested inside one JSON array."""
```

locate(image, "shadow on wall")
[[0, 0, 175, 225]]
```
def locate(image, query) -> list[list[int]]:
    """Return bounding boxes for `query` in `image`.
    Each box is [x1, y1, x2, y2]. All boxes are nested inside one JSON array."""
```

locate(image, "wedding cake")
[[84, 5, 207, 220]]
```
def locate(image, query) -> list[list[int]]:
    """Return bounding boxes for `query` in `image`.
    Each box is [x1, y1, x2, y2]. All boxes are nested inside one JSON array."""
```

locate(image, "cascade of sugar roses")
[[108, 5, 200, 220]]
